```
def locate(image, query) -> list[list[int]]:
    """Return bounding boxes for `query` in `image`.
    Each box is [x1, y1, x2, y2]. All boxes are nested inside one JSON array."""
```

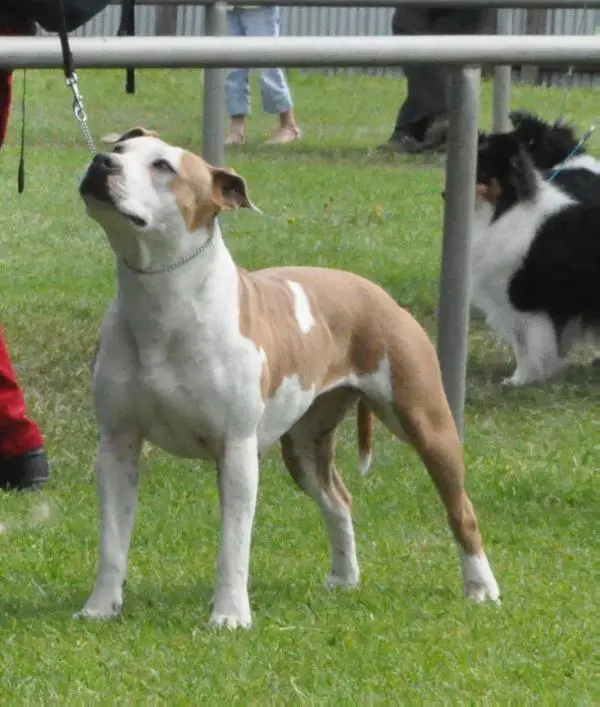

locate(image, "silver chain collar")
[[121, 233, 215, 275]]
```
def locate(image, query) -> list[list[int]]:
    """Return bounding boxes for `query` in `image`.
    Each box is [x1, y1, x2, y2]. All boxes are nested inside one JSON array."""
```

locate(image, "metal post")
[[437, 67, 481, 438], [202, 1, 227, 165], [492, 9, 512, 132]]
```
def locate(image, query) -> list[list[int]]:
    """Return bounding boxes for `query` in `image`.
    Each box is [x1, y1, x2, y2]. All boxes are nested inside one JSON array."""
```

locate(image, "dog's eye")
[[152, 158, 175, 174], [113, 143, 125, 154]]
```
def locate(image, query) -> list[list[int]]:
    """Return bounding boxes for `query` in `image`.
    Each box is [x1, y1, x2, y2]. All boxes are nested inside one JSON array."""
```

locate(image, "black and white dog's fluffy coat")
[[472, 131, 600, 385], [509, 110, 600, 205]]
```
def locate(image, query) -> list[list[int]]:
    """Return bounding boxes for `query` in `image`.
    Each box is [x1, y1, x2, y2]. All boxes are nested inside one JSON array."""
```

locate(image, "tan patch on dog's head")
[[476, 178, 502, 205], [171, 152, 257, 231]]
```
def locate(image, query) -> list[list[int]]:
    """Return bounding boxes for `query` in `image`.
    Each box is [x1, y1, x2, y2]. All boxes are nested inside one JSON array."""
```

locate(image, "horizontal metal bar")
[[122, 0, 600, 7], [1, 35, 600, 70]]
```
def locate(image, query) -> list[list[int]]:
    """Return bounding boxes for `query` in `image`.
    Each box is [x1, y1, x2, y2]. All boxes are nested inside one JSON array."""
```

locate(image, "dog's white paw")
[[460, 551, 501, 604], [73, 603, 122, 620], [208, 611, 252, 630], [357, 452, 372, 475], [464, 581, 501, 604], [208, 592, 252, 630], [325, 572, 360, 591], [501, 373, 530, 387]]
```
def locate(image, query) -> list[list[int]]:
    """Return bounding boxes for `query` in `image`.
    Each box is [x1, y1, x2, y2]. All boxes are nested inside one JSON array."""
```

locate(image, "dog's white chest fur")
[[97, 246, 319, 460]]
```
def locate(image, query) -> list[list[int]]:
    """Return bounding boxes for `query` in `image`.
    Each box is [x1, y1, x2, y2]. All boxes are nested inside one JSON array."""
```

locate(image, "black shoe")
[[377, 132, 424, 154], [421, 114, 449, 152], [0, 448, 50, 491]]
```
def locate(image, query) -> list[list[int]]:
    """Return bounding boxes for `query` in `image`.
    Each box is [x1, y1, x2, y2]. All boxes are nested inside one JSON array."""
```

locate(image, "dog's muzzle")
[[79, 153, 122, 204]]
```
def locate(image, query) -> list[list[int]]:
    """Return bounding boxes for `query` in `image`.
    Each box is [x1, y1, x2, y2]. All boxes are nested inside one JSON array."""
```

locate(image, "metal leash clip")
[[66, 72, 97, 154]]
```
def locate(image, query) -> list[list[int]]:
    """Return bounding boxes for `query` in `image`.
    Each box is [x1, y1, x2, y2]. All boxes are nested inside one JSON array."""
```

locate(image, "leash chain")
[[66, 73, 96, 154]]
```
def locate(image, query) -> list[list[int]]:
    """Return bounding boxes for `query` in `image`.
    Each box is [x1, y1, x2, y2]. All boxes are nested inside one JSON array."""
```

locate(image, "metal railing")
[[1, 27, 598, 435], [112, 0, 599, 138]]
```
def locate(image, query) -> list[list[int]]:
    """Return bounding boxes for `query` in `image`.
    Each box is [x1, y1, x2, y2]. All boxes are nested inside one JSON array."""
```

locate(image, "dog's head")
[[476, 131, 538, 217], [509, 110, 580, 169], [79, 127, 258, 237]]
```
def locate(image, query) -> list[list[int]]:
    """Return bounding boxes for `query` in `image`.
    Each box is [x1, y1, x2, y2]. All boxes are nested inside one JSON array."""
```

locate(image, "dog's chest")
[[134, 360, 228, 459]]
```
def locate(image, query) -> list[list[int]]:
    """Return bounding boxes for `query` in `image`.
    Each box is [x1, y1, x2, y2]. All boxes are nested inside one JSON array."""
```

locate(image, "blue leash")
[[547, 123, 597, 183]]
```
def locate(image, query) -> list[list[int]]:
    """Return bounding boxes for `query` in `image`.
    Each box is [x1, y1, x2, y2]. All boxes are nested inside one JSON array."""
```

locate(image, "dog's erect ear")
[[210, 167, 261, 213], [509, 110, 551, 132], [553, 116, 572, 129], [508, 146, 538, 201], [552, 117, 578, 142], [509, 110, 534, 129], [101, 127, 159, 145]]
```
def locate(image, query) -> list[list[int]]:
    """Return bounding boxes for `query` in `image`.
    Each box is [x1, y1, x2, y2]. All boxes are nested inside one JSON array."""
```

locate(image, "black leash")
[[117, 0, 136, 94], [18, 69, 27, 193], [18, 0, 96, 193], [55, 0, 96, 153]]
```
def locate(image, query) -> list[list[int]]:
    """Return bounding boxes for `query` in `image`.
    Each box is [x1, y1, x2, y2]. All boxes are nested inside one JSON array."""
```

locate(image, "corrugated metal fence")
[[62, 5, 600, 84]]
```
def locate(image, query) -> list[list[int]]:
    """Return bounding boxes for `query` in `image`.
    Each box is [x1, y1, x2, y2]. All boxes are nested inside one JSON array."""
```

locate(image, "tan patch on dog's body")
[[476, 178, 503, 206], [237, 265, 438, 406]]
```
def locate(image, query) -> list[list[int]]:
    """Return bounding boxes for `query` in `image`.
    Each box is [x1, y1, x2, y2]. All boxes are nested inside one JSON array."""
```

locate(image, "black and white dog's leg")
[[210, 435, 259, 630], [76, 429, 142, 619], [504, 314, 564, 385]]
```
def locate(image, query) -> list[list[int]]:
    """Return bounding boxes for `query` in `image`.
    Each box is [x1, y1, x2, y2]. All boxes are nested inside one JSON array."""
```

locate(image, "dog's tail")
[[356, 399, 374, 475]]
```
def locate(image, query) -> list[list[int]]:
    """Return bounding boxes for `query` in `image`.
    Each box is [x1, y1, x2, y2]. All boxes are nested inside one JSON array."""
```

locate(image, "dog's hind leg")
[[389, 397, 500, 602], [76, 429, 142, 619], [364, 335, 500, 603], [281, 428, 359, 589]]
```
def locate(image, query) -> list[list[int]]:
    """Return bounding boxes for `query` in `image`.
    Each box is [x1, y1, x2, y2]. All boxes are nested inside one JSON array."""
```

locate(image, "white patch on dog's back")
[[287, 280, 315, 334]]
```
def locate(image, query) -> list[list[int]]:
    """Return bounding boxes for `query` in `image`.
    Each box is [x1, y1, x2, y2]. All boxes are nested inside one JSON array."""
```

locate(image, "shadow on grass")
[[224, 140, 447, 169], [466, 353, 600, 410], [0, 581, 213, 628]]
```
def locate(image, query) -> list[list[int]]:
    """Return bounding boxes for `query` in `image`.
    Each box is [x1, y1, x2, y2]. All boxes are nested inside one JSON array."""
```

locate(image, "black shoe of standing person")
[[0, 447, 50, 491], [377, 131, 424, 154]]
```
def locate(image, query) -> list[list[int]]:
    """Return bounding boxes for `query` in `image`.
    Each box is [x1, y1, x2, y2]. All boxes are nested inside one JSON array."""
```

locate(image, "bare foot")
[[224, 131, 246, 146], [265, 125, 301, 145]]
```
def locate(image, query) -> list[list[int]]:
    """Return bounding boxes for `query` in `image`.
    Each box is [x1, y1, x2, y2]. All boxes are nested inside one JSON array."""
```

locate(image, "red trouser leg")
[[0, 327, 44, 457], [0, 69, 12, 149]]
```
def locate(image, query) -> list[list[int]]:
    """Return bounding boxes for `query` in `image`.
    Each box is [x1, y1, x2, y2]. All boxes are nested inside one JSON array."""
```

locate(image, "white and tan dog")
[[77, 127, 500, 629]]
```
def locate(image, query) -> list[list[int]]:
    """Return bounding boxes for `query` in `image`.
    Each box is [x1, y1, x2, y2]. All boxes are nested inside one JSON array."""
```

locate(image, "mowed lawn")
[[0, 68, 598, 704]]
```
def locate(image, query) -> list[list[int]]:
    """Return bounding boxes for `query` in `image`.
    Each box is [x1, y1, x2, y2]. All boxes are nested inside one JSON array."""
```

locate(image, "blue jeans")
[[225, 7, 293, 117]]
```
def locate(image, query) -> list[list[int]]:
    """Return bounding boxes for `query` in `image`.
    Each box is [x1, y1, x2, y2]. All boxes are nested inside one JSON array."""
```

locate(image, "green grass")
[[1, 68, 599, 704]]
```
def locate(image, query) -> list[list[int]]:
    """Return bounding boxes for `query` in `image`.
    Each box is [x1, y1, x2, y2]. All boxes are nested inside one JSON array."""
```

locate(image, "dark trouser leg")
[[390, 8, 485, 144]]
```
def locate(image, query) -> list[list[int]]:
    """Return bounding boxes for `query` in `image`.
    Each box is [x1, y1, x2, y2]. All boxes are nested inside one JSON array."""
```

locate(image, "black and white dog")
[[471, 131, 600, 385], [509, 110, 600, 205]]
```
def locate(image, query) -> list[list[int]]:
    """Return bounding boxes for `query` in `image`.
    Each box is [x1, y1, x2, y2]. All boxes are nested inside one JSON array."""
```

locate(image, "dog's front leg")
[[76, 430, 142, 619], [209, 435, 259, 630]]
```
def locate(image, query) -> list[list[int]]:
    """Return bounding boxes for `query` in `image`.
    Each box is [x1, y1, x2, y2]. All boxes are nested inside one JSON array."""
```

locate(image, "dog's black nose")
[[92, 152, 121, 174]]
